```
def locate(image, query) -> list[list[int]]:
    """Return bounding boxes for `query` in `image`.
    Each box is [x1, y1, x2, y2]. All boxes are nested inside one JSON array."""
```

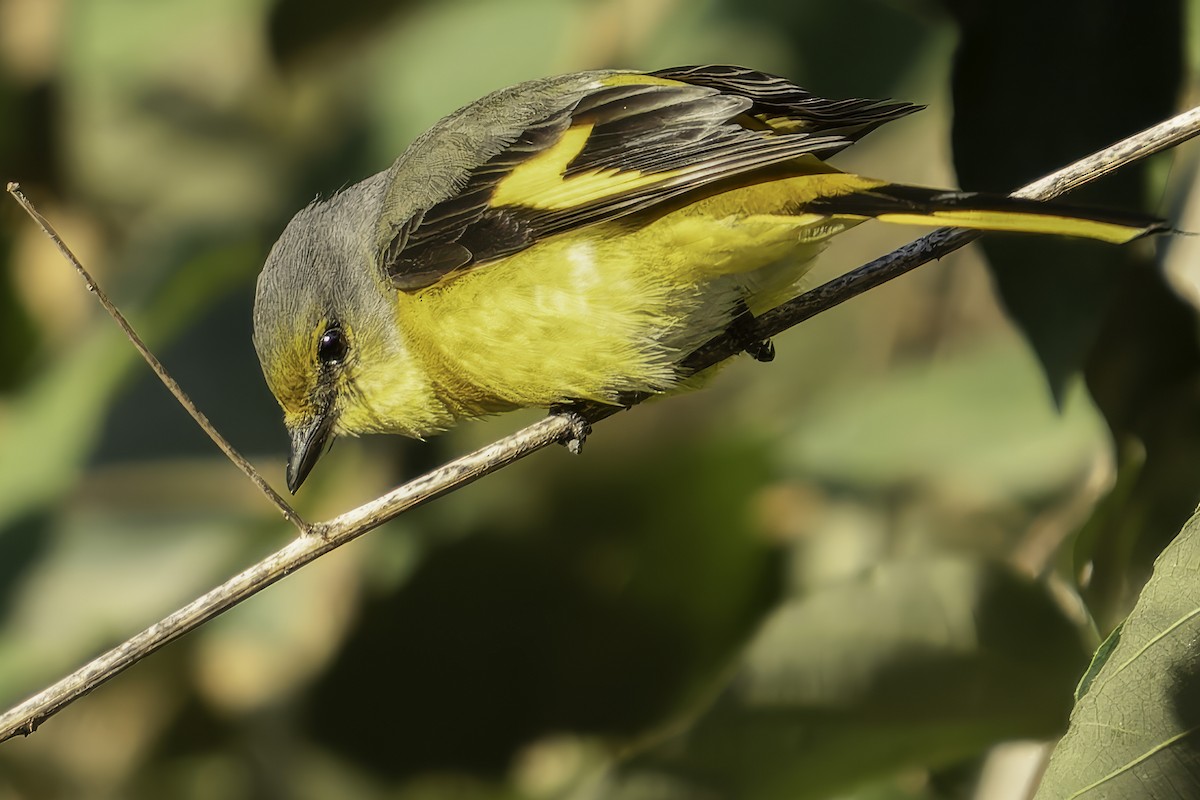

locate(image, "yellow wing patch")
[[753, 114, 813, 134], [489, 123, 685, 211], [598, 73, 688, 88]]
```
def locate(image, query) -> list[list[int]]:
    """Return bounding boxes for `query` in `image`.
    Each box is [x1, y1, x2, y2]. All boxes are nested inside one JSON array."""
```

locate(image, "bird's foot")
[[729, 304, 776, 362], [743, 338, 775, 362], [550, 405, 593, 454]]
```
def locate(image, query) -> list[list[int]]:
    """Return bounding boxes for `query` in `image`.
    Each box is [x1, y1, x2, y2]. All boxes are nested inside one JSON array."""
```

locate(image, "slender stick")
[[0, 414, 571, 738], [5, 183, 307, 532], [2, 103, 1199, 743]]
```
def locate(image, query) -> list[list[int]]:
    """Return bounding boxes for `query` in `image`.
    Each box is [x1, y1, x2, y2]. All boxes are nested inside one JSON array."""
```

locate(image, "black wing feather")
[[650, 64, 918, 137]]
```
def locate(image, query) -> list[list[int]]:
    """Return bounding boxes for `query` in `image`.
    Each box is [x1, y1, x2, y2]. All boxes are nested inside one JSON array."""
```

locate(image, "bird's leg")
[[728, 302, 775, 362]]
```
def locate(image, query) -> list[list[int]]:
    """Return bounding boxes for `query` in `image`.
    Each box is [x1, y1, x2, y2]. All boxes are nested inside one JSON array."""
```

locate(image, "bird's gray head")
[[252, 177, 402, 492]]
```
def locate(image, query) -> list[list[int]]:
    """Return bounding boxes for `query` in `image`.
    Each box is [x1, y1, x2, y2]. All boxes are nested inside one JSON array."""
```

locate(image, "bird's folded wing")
[[384, 66, 919, 290]]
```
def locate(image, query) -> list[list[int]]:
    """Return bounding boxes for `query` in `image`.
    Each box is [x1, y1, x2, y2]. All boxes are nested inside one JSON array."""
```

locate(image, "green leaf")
[[1034, 512, 1200, 799]]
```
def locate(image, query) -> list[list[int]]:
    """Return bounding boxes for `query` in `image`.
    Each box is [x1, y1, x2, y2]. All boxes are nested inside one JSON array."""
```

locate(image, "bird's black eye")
[[317, 327, 349, 365]]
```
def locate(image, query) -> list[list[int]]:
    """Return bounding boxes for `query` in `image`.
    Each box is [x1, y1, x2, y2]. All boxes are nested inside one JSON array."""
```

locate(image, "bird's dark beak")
[[286, 409, 336, 493]]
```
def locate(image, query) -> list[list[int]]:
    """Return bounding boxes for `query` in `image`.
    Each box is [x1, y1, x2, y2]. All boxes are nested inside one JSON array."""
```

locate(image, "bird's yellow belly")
[[395, 206, 846, 414]]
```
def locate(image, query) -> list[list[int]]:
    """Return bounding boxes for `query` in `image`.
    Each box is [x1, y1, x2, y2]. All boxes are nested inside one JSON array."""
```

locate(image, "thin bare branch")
[[5, 182, 307, 533], [3, 102, 1198, 743], [0, 414, 573, 738]]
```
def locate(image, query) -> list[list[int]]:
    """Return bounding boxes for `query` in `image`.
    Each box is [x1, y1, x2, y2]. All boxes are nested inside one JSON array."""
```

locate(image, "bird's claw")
[[743, 338, 775, 362], [551, 406, 592, 454]]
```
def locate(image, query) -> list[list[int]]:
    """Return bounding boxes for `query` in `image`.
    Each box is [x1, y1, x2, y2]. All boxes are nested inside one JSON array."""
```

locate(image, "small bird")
[[253, 65, 1164, 492]]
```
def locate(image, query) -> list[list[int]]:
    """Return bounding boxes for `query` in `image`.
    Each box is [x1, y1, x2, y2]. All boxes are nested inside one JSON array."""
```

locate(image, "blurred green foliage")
[[0, 1, 1198, 798]]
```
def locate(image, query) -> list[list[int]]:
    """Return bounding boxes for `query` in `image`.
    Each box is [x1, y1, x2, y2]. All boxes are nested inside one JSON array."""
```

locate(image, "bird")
[[252, 65, 1164, 492]]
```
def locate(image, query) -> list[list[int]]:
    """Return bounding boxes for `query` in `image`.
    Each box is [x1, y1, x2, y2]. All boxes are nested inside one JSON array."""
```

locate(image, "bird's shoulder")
[[376, 70, 622, 230]]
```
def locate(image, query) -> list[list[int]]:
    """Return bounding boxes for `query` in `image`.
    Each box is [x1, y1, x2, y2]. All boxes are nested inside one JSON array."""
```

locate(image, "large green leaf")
[[1034, 512, 1200, 798]]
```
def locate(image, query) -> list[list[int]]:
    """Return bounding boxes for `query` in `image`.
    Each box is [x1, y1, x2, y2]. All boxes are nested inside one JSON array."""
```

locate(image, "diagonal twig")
[[6, 182, 308, 533], [2, 103, 1199, 743]]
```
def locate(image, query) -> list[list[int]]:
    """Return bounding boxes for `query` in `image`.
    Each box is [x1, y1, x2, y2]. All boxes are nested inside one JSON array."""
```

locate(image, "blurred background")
[[1, 0, 1198, 798]]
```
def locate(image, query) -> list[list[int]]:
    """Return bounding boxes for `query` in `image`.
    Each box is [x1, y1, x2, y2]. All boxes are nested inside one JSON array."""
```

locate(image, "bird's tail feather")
[[805, 180, 1167, 245]]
